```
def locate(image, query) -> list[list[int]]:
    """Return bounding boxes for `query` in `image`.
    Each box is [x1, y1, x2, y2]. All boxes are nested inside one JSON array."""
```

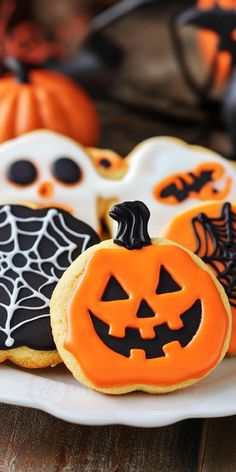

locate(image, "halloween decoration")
[[100, 137, 236, 236], [153, 162, 231, 204], [4, 133, 236, 237], [0, 204, 100, 368], [179, 2, 236, 86], [178, 4, 236, 159], [0, 58, 99, 145], [51, 201, 231, 394], [197, 0, 236, 85], [0, 130, 108, 233], [162, 200, 236, 355]]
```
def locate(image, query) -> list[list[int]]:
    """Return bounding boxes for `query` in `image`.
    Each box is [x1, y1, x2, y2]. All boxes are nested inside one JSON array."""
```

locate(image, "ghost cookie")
[[0, 130, 108, 234], [162, 200, 236, 356], [0, 204, 100, 368], [101, 137, 236, 236], [87, 147, 127, 179], [51, 201, 231, 394]]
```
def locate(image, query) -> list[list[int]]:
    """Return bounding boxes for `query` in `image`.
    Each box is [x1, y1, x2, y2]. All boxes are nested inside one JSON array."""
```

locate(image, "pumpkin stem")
[[4, 58, 29, 83], [109, 201, 151, 250]]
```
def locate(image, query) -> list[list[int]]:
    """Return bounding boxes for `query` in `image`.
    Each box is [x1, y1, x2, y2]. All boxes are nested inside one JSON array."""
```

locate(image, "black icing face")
[[0, 205, 100, 351], [88, 267, 202, 359], [89, 300, 202, 359], [51, 157, 82, 184], [7, 159, 37, 186]]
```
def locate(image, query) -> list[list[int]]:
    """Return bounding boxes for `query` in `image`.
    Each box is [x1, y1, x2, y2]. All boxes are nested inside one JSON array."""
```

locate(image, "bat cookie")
[[0, 204, 100, 368], [162, 200, 236, 356], [102, 137, 236, 236], [51, 201, 231, 394]]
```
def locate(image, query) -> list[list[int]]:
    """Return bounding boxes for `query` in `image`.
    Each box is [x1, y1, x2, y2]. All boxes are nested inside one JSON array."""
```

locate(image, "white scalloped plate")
[[1, 357, 236, 427]]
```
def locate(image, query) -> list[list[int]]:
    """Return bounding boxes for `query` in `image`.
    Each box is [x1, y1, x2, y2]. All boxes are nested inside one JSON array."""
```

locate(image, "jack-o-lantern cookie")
[[0, 204, 100, 368], [0, 130, 108, 234], [51, 201, 231, 394], [162, 200, 236, 356], [101, 137, 236, 236], [87, 147, 127, 179]]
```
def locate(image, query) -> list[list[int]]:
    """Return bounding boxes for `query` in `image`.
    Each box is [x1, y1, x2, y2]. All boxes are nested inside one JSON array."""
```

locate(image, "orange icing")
[[37, 181, 54, 199], [163, 201, 236, 354], [153, 162, 231, 204], [197, 0, 236, 86], [87, 148, 126, 172], [64, 244, 229, 388]]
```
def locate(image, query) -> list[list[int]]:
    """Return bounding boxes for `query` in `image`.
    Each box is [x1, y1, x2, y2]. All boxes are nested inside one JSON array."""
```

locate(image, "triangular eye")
[[101, 276, 129, 301], [136, 299, 155, 318], [156, 265, 182, 294]]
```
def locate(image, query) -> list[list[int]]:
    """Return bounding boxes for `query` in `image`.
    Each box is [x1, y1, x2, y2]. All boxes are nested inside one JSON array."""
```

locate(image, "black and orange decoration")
[[179, 2, 236, 86], [197, 0, 236, 85], [64, 201, 230, 390], [153, 162, 231, 205], [162, 201, 236, 355], [5, 156, 80, 214]]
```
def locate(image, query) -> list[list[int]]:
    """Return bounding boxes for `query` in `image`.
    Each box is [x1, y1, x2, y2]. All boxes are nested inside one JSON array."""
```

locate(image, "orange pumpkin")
[[62, 201, 230, 392], [162, 200, 236, 355], [197, 0, 236, 85], [0, 60, 99, 146]]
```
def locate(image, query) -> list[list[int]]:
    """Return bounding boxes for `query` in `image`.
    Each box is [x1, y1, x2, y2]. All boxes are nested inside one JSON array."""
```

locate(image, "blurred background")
[[0, 0, 234, 157]]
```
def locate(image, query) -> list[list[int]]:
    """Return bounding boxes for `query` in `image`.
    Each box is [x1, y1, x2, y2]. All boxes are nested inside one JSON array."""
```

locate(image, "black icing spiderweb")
[[192, 202, 236, 307], [0, 205, 99, 350]]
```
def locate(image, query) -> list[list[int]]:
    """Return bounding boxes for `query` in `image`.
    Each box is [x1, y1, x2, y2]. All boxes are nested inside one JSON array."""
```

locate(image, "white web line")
[[0, 206, 92, 347]]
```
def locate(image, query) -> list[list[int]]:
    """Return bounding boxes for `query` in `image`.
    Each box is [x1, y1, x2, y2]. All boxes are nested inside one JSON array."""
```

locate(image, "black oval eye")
[[7, 159, 37, 186], [51, 157, 82, 184], [99, 158, 112, 169]]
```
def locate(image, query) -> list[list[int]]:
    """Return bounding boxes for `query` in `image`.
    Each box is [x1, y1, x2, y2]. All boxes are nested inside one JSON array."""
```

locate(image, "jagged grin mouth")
[[89, 300, 202, 359]]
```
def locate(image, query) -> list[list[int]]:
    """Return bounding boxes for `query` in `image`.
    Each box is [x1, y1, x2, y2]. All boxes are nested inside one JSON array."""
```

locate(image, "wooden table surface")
[[1, 403, 236, 471], [1, 3, 235, 471]]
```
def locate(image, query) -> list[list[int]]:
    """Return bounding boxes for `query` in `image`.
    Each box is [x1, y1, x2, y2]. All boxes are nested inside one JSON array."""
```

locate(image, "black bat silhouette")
[[178, 6, 236, 62], [160, 169, 217, 202]]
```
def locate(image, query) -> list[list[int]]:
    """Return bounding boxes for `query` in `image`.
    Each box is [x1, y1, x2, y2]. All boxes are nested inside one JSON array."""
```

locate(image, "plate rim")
[[1, 358, 236, 427]]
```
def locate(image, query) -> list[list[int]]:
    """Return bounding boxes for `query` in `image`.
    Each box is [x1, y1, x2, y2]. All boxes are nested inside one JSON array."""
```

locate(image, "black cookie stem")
[[109, 201, 151, 250], [4, 57, 29, 83]]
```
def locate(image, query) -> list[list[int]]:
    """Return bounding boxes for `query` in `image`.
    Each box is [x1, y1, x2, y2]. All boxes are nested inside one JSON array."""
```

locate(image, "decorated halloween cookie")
[[101, 137, 236, 236], [51, 201, 231, 394], [0, 130, 108, 233], [0, 204, 100, 368], [3, 132, 236, 239], [162, 200, 236, 355], [87, 147, 127, 179]]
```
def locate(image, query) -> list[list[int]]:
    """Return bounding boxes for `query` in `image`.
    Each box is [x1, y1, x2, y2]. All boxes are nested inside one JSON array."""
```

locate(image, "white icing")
[[97, 137, 236, 236], [1, 132, 236, 238], [0, 130, 104, 232], [0, 205, 93, 347]]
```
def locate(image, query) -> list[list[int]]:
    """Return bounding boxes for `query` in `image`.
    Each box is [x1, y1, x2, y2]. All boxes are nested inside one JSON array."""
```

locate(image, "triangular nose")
[[136, 299, 155, 318]]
